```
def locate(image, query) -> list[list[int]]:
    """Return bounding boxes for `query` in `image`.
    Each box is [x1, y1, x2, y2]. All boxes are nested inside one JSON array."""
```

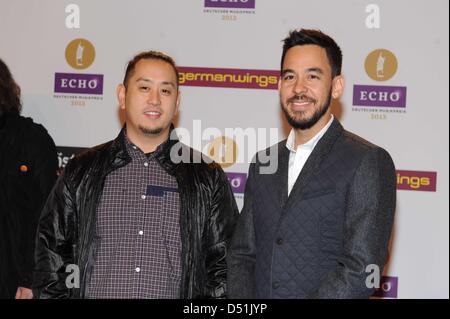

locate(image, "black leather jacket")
[[33, 128, 239, 298]]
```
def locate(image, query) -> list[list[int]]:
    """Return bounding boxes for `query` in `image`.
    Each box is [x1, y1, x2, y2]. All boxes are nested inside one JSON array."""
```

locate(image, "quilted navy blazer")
[[228, 118, 396, 299]]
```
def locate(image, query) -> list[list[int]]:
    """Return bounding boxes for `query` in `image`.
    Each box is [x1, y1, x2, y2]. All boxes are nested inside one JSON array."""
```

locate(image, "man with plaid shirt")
[[33, 51, 239, 299]]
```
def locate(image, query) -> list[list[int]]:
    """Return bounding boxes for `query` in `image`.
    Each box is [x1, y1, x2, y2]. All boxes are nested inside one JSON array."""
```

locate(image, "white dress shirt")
[[286, 115, 334, 196]]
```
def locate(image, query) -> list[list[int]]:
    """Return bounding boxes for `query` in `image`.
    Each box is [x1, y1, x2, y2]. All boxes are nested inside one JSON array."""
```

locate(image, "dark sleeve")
[[204, 166, 239, 298], [32, 168, 77, 299], [17, 130, 58, 288], [313, 147, 397, 298], [227, 161, 257, 299]]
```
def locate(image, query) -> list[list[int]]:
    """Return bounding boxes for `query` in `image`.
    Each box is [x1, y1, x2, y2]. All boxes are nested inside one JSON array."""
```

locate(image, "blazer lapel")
[[283, 118, 344, 211], [276, 142, 290, 209]]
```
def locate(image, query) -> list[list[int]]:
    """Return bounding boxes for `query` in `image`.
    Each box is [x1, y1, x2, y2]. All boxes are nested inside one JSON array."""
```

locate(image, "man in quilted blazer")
[[228, 29, 396, 299]]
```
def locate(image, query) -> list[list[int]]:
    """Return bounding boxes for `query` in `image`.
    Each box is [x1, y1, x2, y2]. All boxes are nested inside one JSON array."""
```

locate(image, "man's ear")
[[175, 90, 181, 115], [117, 84, 126, 109], [331, 75, 345, 99]]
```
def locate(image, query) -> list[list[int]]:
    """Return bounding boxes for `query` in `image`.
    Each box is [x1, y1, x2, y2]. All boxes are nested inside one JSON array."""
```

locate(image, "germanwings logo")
[[178, 67, 278, 90], [396, 170, 437, 192]]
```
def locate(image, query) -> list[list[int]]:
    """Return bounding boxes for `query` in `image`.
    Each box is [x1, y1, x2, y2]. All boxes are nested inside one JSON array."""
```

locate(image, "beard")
[[281, 89, 332, 130], [138, 125, 164, 135]]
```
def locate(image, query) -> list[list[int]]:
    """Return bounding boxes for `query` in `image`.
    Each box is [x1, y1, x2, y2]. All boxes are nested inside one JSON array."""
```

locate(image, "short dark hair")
[[0, 58, 22, 115], [123, 51, 179, 89], [281, 29, 343, 78]]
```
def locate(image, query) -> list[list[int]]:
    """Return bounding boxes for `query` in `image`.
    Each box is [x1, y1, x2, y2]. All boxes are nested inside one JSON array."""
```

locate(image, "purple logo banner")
[[397, 170, 437, 192], [55, 73, 104, 95], [205, 0, 255, 9], [353, 85, 407, 108], [178, 66, 279, 90], [226, 172, 247, 194], [373, 276, 398, 298]]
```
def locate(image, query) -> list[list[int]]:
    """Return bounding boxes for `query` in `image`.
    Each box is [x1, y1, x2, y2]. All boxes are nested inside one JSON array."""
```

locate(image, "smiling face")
[[279, 44, 343, 130], [118, 58, 180, 143]]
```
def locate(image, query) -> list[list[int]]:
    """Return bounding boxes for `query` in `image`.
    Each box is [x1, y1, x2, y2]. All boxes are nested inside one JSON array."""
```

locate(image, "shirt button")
[[144, 162, 149, 167], [138, 230, 144, 235], [141, 195, 146, 200], [273, 282, 280, 289], [135, 267, 141, 273], [276, 238, 283, 245]]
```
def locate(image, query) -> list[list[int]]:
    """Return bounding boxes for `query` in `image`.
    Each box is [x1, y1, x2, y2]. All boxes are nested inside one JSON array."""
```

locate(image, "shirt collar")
[[124, 131, 145, 160], [286, 115, 334, 153], [123, 124, 178, 160]]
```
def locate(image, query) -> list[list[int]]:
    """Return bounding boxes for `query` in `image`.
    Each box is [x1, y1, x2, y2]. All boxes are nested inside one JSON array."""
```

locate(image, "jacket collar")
[[282, 117, 344, 208], [108, 124, 180, 175]]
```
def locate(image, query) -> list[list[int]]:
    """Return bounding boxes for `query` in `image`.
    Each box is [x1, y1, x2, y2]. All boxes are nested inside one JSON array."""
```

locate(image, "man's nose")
[[293, 79, 307, 95], [147, 89, 161, 105]]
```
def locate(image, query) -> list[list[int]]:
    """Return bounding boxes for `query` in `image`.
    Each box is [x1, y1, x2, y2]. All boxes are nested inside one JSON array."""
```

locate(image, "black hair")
[[281, 29, 343, 78]]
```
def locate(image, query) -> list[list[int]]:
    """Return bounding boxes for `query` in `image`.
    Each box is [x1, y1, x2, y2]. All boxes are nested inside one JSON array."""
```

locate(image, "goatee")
[[281, 90, 332, 130], [138, 125, 163, 135]]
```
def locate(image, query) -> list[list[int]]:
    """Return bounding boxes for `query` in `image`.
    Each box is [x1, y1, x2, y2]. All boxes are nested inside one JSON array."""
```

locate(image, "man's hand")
[[15, 287, 33, 299]]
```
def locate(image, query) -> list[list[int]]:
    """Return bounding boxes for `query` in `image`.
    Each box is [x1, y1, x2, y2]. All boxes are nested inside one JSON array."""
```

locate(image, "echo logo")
[[55, 73, 103, 95], [204, 0, 255, 9], [365, 49, 398, 81], [353, 48, 407, 110], [207, 136, 238, 168], [353, 85, 406, 108], [226, 172, 247, 194], [65, 38, 95, 70], [372, 276, 398, 299]]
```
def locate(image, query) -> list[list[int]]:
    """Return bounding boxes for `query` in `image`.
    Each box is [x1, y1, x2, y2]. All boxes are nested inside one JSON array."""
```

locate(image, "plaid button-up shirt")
[[86, 135, 181, 299]]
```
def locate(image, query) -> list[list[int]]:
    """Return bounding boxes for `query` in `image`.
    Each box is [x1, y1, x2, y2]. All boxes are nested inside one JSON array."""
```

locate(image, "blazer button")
[[272, 282, 280, 289], [276, 238, 283, 245]]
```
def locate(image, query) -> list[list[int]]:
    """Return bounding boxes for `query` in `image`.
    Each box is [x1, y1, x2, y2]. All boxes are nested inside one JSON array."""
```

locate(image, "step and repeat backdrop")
[[0, 0, 448, 298]]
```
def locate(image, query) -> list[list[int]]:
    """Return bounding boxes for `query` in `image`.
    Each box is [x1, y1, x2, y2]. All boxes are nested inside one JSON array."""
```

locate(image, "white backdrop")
[[0, 0, 448, 298]]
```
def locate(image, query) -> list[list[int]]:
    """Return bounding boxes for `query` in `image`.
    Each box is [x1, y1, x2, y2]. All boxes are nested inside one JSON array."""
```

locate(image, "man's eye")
[[308, 74, 320, 80], [283, 74, 294, 81], [140, 86, 149, 91], [161, 89, 171, 95]]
